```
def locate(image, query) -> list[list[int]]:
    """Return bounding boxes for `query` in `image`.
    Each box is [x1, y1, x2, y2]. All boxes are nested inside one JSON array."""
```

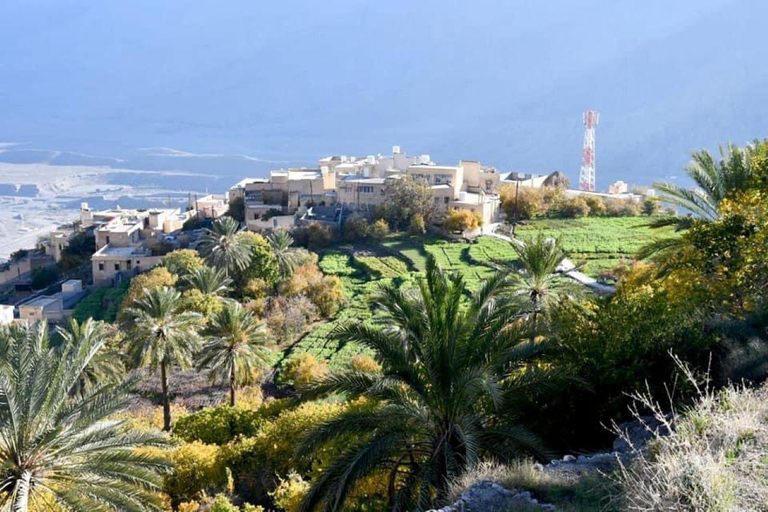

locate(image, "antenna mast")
[[579, 110, 599, 192]]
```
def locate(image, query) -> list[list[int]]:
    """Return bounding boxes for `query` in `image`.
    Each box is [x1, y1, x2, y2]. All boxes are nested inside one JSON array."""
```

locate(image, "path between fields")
[[482, 223, 616, 295]]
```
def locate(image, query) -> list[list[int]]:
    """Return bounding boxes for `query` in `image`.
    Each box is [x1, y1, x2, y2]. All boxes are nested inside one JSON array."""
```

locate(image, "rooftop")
[[23, 297, 61, 309], [93, 245, 151, 258]]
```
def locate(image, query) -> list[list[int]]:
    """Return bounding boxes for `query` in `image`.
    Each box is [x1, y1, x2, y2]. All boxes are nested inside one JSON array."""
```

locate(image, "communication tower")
[[579, 110, 599, 192]]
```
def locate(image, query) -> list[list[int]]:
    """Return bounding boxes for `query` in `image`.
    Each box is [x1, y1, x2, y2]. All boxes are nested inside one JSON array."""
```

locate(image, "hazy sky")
[[1, 0, 766, 188]]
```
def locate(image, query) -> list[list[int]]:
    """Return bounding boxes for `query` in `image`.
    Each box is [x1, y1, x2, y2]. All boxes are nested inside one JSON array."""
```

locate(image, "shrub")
[[368, 219, 390, 241], [279, 352, 328, 389], [30, 266, 59, 290], [270, 472, 310, 512], [552, 196, 590, 218], [164, 441, 226, 505], [227, 196, 246, 223], [294, 223, 336, 250], [209, 494, 240, 512], [180, 288, 223, 321], [162, 249, 205, 277], [242, 277, 271, 300], [343, 215, 370, 242], [118, 266, 178, 319], [349, 353, 381, 373], [408, 213, 427, 234], [642, 196, 662, 215], [237, 232, 279, 286], [174, 406, 264, 445], [306, 275, 344, 317], [445, 209, 482, 232], [500, 186, 545, 220], [265, 296, 318, 344], [605, 198, 641, 217], [584, 195, 607, 216], [615, 376, 768, 510]]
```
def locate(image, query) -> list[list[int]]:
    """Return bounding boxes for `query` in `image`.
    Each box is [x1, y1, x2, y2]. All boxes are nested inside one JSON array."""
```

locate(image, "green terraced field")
[[515, 217, 676, 277]]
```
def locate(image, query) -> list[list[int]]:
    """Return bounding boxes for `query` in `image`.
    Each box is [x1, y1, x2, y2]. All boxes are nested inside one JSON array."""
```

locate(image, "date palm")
[[508, 232, 579, 339], [297, 256, 544, 511], [57, 318, 125, 397], [0, 322, 170, 511], [640, 142, 757, 263], [183, 266, 233, 296], [267, 229, 299, 276], [197, 302, 271, 406], [126, 286, 202, 431], [199, 216, 251, 276]]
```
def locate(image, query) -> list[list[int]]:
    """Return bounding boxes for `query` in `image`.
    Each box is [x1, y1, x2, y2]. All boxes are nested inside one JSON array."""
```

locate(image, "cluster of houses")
[[0, 145, 644, 327], [229, 146, 551, 231]]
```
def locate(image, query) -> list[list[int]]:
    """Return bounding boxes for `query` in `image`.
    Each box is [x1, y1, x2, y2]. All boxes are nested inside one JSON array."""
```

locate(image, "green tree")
[[56, 318, 125, 397], [297, 256, 543, 511], [227, 196, 246, 223], [653, 142, 756, 228], [237, 231, 279, 286], [183, 266, 233, 296], [199, 216, 252, 276], [509, 233, 579, 339], [162, 249, 205, 277], [198, 302, 272, 407], [267, 229, 300, 276], [380, 175, 435, 229], [126, 287, 202, 431], [0, 323, 170, 511], [641, 196, 662, 216]]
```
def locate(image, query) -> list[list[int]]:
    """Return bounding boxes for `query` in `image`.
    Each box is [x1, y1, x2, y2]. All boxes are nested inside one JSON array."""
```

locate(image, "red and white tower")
[[579, 110, 599, 192]]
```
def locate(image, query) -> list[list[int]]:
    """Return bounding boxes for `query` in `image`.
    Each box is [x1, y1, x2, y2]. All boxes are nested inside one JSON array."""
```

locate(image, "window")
[[444, 197, 450, 204], [127, 260, 132, 271], [485, 180, 493, 191], [114, 263, 120, 271], [98, 263, 104, 271], [136, 260, 141, 265], [434, 174, 452, 184], [105, 236, 110, 245], [359, 186, 374, 194]]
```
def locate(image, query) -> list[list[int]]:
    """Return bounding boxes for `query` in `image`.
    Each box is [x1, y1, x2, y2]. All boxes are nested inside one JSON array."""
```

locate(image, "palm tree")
[[508, 232, 579, 340], [57, 318, 125, 397], [267, 229, 299, 276], [183, 266, 233, 296], [199, 216, 252, 275], [296, 256, 544, 511], [652, 143, 755, 228], [126, 286, 201, 431], [0, 322, 170, 511], [638, 142, 756, 263], [197, 302, 271, 406]]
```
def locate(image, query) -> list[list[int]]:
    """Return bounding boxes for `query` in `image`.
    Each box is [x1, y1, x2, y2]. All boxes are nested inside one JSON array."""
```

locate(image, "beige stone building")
[[91, 245, 163, 287], [19, 297, 64, 324]]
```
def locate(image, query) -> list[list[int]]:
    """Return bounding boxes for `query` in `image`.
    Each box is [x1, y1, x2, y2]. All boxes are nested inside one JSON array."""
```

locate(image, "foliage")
[[294, 223, 337, 251], [641, 196, 661, 215], [73, 279, 129, 322], [0, 323, 171, 511], [267, 229, 300, 276], [265, 295, 319, 344], [30, 265, 59, 289], [368, 219, 390, 241], [271, 472, 311, 512], [119, 266, 179, 321], [408, 213, 427, 235], [162, 249, 205, 277], [199, 216, 252, 276], [237, 231, 280, 287], [343, 215, 370, 242], [180, 288, 225, 321], [58, 230, 96, 270], [198, 302, 272, 406], [174, 406, 264, 445], [379, 175, 435, 228], [281, 257, 344, 318], [126, 286, 202, 430], [583, 195, 606, 216], [551, 196, 590, 218], [279, 352, 329, 390], [56, 318, 125, 396], [355, 256, 408, 279], [444, 208, 483, 232], [164, 441, 226, 505], [297, 256, 546, 510], [227, 196, 246, 223], [500, 186, 545, 221], [348, 353, 381, 373], [183, 265, 233, 296], [616, 373, 768, 510]]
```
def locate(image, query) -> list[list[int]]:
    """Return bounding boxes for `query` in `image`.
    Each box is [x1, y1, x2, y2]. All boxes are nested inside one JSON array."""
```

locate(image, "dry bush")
[[614, 358, 768, 511]]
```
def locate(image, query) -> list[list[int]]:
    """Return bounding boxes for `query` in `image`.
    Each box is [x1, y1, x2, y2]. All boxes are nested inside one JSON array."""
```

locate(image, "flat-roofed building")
[[19, 297, 64, 324], [91, 245, 163, 287], [193, 194, 229, 219]]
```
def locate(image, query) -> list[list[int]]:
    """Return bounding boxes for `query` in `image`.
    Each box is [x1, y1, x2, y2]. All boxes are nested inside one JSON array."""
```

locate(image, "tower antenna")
[[579, 110, 599, 192]]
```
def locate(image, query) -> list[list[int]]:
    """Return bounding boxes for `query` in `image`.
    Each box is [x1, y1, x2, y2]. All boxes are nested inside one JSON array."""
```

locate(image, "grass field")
[[515, 217, 676, 277]]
